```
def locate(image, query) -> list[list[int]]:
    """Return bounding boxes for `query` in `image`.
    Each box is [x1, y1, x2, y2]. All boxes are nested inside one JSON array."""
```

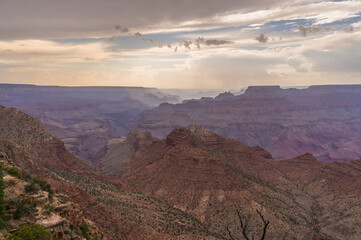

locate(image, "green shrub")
[[58, 194, 69, 204], [13, 208, 22, 220], [32, 179, 53, 194], [5, 167, 23, 179], [5, 224, 51, 240], [2, 214, 11, 221], [24, 182, 40, 194], [13, 198, 37, 219], [42, 204, 54, 216], [32, 179, 54, 200], [80, 222, 91, 240], [0, 218, 5, 230], [6, 198, 20, 208]]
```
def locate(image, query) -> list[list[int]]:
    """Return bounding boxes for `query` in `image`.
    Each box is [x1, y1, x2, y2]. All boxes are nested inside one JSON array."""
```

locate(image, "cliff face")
[[129, 85, 361, 162], [116, 125, 361, 240], [0, 105, 93, 173]]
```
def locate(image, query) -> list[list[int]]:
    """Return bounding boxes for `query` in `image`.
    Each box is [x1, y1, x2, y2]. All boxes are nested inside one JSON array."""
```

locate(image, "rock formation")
[[130, 85, 361, 162], [115, 125, 361, 239], [93, 128, 157, 176]]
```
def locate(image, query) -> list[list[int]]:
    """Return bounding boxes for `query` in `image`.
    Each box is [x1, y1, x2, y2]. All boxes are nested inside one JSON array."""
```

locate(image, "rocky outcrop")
[[119, 125, 361, 239], [130, 85, 361, 162]]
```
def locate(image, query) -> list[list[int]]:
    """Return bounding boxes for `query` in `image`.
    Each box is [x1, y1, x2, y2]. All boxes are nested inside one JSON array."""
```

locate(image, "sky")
[[0, 0, 360, 89]]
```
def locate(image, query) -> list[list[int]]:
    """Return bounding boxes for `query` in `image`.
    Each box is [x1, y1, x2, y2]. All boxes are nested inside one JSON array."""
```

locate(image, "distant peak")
[[245, 85, 281, 92], [244, 85, 283, 97], [215, 91, 235, 100]]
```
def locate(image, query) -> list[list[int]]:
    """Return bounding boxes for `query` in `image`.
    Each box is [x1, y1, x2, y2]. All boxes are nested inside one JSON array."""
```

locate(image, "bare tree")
[[226, 209, 270, 240]]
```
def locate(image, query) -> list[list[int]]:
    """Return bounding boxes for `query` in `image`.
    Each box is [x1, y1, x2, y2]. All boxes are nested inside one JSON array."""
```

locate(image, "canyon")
[[130, 85, 361, 162], [0, 84, 179, 163], [1, 84, 361, 239]]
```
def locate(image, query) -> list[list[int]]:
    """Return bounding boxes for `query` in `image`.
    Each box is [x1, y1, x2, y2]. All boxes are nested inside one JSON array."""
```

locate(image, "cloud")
[[182, 40, 192, 49], [194, 37, 233, 49], [158, 37, 233, 52], [298, 25, 332, 37], [302, 33, 361, 73], [287, 57, 308, 72], [0, 40, 110, 63], [0, 0, 289, 40], [205, 39, 233, 46], [343, 25, 354, 33], [255, 32, 268, 43], [1, 0, 361, 40], [134, 32, 157, 42], [114, 25, 129, 33]]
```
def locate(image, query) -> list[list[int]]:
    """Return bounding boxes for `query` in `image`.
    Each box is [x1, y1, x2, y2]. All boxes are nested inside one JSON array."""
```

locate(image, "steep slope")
[[0, 105, 220, 239], [129, 85, 361, 162], [0, 105, 93, 173], [119, 125, 361, 239]]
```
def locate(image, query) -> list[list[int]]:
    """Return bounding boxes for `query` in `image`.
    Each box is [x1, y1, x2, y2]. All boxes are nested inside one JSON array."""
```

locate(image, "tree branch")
[[226, 226, 235, 240], [256, 210, 270, 240], [237, 209, 250, 240]]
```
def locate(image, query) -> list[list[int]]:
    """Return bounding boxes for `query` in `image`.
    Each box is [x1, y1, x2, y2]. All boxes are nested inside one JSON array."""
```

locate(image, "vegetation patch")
[[4, 224, 51, 240], [5, 167, 23, 179]]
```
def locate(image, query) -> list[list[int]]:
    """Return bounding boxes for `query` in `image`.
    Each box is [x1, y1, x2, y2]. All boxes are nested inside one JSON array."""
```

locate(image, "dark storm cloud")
[[298, 25, 332, 37], [255, 33, 268, 43], [0, 0, 287, 40]]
